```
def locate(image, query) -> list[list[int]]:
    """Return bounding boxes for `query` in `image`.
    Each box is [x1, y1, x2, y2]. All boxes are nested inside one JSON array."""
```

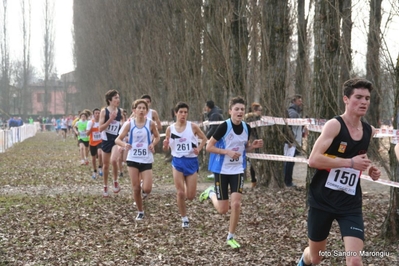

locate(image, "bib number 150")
[[332, 169, 356, 186]]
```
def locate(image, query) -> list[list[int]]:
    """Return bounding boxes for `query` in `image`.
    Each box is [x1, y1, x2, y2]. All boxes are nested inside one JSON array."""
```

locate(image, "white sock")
[[227, 232, 234, 240], [182, 216, 189, 222], [209, 190, 216, 198]]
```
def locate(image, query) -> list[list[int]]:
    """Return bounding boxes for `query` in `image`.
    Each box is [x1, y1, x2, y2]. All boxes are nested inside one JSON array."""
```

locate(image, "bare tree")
[[295, 0, 310, 97], [365, 0, 383, 158], [256, 0, 292, 188], [338, 0, 352, 113], [311, 0, 341, 120], [42, 0, 55, 117], [0, 0, 10, 115], [20, 0, 32, 117], [381, 55, 399, 241]]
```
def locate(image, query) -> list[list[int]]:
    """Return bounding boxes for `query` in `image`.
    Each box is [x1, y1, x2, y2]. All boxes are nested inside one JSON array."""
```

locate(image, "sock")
[[209, 190, 216, 199], [93, 169, 97, 173], [182, 216, 189, 222], [227, 232, 234, 240]]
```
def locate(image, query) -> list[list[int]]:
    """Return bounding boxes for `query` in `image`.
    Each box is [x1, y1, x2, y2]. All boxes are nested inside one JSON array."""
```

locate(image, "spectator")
[[283, 94, 307, 187], [244, 102, 263, 189], [204, 100, 224, 139]]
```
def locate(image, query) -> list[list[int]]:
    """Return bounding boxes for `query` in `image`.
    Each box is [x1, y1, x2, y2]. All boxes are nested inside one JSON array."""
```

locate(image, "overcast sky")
[[8, 0, 74, 77], [6, 0, 399, 79]]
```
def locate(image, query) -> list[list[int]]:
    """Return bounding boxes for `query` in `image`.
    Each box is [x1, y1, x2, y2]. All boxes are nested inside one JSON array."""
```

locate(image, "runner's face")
[[135, 103, 147, 117], [176, 108, 188, 122], [229, 103, 245, 123], [93, 110, 100, 120], [110, 94, 120, 107], [345, 88, 370, 116], [143, 98, 151, 107]]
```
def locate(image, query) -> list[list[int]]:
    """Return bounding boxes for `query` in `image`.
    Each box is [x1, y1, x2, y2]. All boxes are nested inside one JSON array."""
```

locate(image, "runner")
[[115, 99, 160, 220], [140, 94, 162, 132], [87, 108, 103, 179], [73, 112, 90, 165], [199, 96, 263, 249], [60, 115, 68, 141], [297, 78, 381, 266], [163, 102, 207, 228], [99, 90, 125, 197]]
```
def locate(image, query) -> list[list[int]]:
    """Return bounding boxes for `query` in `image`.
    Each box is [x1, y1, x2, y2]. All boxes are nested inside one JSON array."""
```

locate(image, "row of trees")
[[78, 0, 399, 240], [0, 0, 56, 118]]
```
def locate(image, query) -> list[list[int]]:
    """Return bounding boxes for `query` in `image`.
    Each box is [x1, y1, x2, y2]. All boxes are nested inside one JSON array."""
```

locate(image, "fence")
[[0, 123, 39, 153]]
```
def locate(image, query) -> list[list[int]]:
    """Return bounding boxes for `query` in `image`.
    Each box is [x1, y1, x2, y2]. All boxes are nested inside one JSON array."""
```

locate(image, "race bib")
[[105, 120, 119, 135], [325, 167, 360, 196], [176, 140, 192, 154], [79, 131, 87, 138], [130, 142, 149, 158], [92, 132, 101, 141]]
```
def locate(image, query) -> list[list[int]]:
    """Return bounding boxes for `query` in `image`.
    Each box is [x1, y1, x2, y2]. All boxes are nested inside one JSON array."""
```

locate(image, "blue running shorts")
[[172, 157, 199, 176]]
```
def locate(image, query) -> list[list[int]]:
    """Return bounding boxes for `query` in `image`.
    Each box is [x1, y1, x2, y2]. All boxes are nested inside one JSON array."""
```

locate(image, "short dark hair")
[[174, 102, 189, 113], [92, 108, 100, 113], [343, 78, 373, 98], [105, 90, 119, 106], [206, 100, 215, 109], [229, 96, 245, 109], [140, 94, 152, 102]]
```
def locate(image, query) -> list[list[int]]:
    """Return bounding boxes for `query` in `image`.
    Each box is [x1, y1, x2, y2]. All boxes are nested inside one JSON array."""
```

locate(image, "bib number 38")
[[325, 167, 360, 196]]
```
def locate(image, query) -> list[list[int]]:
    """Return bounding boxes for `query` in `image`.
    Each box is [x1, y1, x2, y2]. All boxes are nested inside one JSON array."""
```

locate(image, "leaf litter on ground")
[[0, 132, 397, 265]]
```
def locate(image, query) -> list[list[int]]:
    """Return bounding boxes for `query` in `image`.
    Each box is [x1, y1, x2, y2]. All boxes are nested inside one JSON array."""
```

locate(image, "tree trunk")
[[365, 0, 382, 159], [338, 0, 352, 113], [381, 55, 399, 241], [295, 0, 308, 97], [311, 0, 340, 120], [257, 0, 291, 188]]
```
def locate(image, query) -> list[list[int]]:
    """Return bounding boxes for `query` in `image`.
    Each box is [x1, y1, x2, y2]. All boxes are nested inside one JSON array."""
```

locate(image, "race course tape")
[[161, 116, 399, 143], [246, 152, 399, 188]]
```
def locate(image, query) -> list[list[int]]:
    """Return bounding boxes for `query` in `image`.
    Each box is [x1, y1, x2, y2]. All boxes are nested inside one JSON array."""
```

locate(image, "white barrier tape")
[[360, 174, 399, 188], [247, 152, 399, 188], [159, 117, 398, 143], [247, 153, 309, 163]]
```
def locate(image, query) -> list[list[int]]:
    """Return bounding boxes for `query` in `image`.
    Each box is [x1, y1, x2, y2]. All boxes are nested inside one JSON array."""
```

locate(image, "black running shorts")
[[307, 207, 364, 242], [214, 173, 244, 200]]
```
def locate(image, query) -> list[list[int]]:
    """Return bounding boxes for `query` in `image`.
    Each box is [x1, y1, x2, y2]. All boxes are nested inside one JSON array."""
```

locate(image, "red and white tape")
[[247, 152, 399, 188], [161, 116, 398, 143]]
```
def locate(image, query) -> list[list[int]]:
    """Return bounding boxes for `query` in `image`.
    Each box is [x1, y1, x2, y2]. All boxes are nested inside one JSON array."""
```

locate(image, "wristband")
[[350, 158, 354, 168]]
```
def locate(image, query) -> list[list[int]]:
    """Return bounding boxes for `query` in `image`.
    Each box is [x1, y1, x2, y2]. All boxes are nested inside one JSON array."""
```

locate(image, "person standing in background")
[[284, 94, 307, 187], [244, 102, 263, 189]]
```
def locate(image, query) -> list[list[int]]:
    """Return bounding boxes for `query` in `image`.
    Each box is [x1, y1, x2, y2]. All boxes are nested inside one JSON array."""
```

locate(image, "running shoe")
[[119, 172, 123, 178], [136, 212, 144, 220], [85, 158, 89, 165], [297, 253, 309, 266], [80, 160, 85, 165], [226, 238, 241, 249], [98, 169, 103, 177], [113, 182, 121, 193], [182, 221, 189, 228], [199, 185, 215, 202], [91, 172, 97, 180], [103, 187, 109, 198]]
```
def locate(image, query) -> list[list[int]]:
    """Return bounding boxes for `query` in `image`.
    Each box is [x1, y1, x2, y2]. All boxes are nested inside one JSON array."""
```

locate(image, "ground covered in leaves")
[[0, 132, 397, 265]]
